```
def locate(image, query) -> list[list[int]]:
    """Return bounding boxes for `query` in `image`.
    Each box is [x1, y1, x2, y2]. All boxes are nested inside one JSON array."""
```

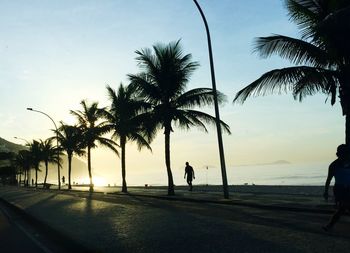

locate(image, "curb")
[[108, 192, 336, 214]]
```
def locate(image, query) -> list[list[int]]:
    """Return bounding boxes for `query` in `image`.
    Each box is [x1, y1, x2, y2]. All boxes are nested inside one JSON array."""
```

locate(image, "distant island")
[[236, 160, 291, 167]]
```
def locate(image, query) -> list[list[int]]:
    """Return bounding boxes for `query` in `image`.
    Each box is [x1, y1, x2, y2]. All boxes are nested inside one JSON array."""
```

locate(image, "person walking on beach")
[[323, 144, 350, 231], [184, 162, 195, 191]]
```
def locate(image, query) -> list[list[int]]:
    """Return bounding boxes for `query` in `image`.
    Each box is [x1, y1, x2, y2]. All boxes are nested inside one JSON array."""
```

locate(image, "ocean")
[[123, 162, 330, 187], [41, 161, 330, 187]]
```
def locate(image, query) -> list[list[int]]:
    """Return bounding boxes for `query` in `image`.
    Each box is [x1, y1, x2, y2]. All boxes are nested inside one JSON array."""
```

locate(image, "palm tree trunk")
[[121, 137, 127, 193], [165, 129, 175, 196], [340, 72, 350, 144], [88, 146, 93, 192], [68, 154, 72, 190], [346, 113, 350, 145], [43, 161, 48, 188], [35, 166, 38, 188]]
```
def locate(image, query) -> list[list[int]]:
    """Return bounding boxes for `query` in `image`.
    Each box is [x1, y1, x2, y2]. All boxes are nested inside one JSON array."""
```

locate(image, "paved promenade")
[[0, 185, 349, 253]]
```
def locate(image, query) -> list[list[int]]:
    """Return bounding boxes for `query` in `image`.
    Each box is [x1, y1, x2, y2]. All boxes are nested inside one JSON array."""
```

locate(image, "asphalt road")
[[1, 189, 349, 253], [0, 203, 49, 253], [0, 199, 92, 253]]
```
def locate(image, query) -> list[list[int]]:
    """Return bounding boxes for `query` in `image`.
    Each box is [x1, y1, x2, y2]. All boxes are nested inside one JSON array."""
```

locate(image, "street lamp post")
[[192, 0, 229, 199], [26, 108, 61, 190]]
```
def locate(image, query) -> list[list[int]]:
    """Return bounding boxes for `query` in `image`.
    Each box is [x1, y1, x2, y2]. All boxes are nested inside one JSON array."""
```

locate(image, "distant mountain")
[[0, 136, 88, 184], [271, 160, 291, 165], [236, 160, 291, 167], [0, 137, 27, 152]]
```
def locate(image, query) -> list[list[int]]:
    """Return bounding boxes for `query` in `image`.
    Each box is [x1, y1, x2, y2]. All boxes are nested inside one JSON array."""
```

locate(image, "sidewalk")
[[114, 185, 336, 214], [1, 184, 336, 214]]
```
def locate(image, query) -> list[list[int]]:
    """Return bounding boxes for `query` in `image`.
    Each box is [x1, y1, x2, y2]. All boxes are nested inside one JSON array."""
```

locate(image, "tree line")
[[8, 40, 230, 195]]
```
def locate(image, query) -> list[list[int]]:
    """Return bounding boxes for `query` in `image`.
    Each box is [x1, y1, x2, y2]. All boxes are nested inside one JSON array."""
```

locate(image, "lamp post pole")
[[26, 108, 61, 190], [192, 0, 229, 199]]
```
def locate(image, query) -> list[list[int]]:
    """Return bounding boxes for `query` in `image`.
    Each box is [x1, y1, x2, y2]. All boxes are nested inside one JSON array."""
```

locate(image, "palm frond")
[[286, 0, 323, 38], [96, 137, 119, 156], [233, 66, 329, 104], [293, 69, 339, 104], [176, 88, 227, 108], [128, 132, 152, 152], [185, 110, 231, 134], [254, 35, 330, 66], [128, 73, 161, 102]]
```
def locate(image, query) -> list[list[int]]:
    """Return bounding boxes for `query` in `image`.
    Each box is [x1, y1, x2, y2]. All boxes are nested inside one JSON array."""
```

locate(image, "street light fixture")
[[14, 136, 29, 143], [192, 0, 229, 199], [26, 107, 61, 190]]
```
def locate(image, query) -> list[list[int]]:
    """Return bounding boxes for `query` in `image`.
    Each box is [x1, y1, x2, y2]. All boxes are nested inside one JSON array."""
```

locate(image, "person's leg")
[[323, 205, 346, 231]]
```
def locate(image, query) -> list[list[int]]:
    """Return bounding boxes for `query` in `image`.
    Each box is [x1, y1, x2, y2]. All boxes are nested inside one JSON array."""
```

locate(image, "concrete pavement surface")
[[0, 186, 349, 253]]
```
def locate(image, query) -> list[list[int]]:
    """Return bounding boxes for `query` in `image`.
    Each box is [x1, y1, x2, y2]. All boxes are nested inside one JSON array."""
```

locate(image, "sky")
[[0, 0, 344, 185]]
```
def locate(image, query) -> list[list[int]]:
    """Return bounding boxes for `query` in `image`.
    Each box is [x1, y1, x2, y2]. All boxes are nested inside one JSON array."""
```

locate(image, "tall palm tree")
[[13, 151, 27, 186], [55, 123, 86, 190], [14, 150, 32, 186], [27, 140, 42, 188], [128, 40, 231, 195], [71, 100, 118, 192], [233, 0, 350, 143], [105, 84, 151, 193], [39, 138, 62, 188]]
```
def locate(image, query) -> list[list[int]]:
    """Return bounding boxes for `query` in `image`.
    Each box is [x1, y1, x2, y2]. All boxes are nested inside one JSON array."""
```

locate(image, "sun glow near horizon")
[[77, 176, 108, 187]]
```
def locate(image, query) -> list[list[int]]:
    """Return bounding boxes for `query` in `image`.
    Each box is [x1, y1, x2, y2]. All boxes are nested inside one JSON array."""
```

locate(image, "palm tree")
[[128, 40, 231, 195], [27, 140, 42, 188], [105, 84, 152, 193], [39, 138, 62, 188], [13, 151, 26, 186], [233, 0, 350, 143], [55, 123, 85, 190], [71, 100, 118, 192], [14, 150, 32, 186]]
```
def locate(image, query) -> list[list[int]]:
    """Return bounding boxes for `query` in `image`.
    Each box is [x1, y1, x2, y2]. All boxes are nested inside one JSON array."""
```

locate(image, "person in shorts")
[[184, 162, 195, 191]]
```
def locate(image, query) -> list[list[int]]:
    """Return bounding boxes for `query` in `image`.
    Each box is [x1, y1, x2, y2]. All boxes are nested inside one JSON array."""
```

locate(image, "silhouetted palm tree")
[[105, 84, 151, 193], [14, 150, 32, 186], [39, 138, 62, 188], [71, 100, 118, 192], [129, 40, 231, 195], [27, 140, 42, 188], [55, 123, 86, 190], [233, 0, 350, 143]]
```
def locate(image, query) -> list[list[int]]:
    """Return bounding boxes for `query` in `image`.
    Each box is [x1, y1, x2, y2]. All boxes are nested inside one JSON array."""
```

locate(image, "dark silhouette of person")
[[31, 178, 34, 186], [184, 162, 195, 191], [323, 144, 350, 231], [62, 176, 65, 185]]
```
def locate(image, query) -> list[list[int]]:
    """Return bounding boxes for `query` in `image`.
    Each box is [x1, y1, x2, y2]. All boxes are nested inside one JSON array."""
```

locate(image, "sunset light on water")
[[77, 176, 108, 187]]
